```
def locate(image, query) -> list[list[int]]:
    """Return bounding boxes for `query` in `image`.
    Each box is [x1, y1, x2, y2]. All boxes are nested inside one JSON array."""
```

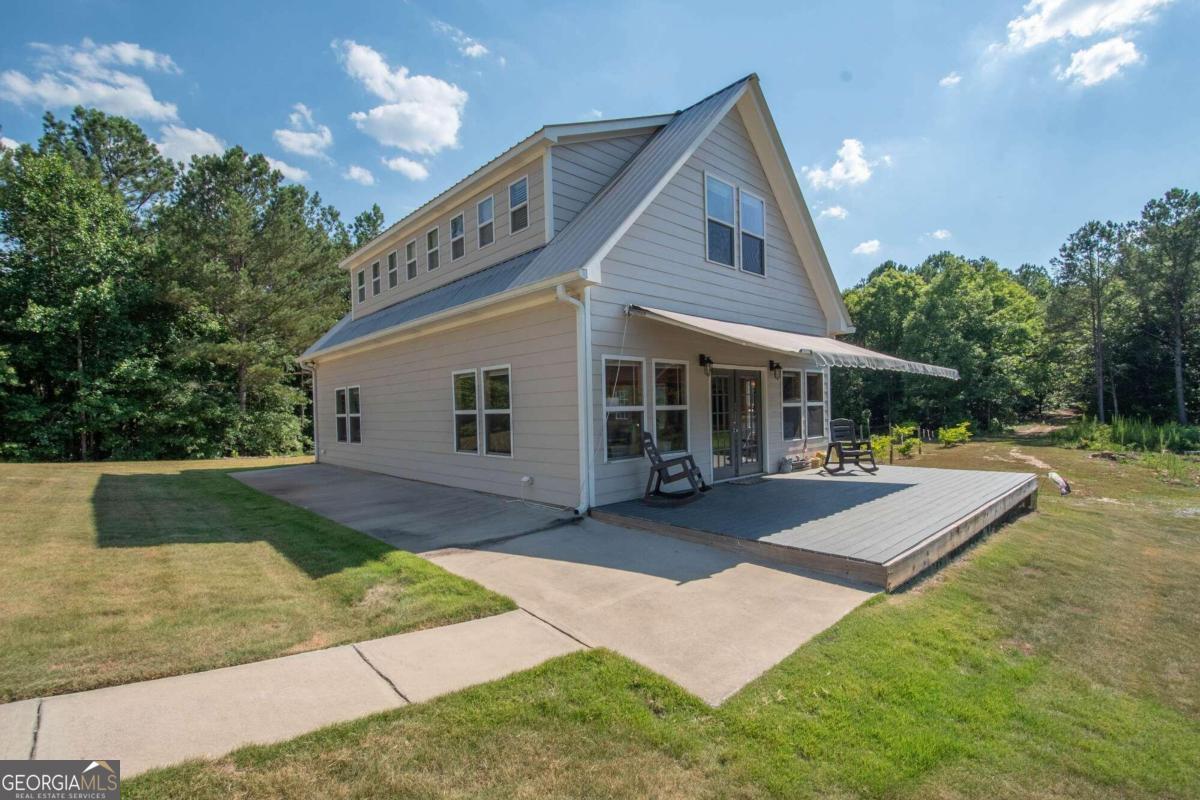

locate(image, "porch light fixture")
[[768, 360, 783, 380], [698, 354, 714, 376]]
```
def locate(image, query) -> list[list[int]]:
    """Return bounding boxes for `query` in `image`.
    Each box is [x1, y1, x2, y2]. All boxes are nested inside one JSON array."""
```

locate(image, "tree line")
[[0, 107, 384, 460], [834, 189, 1199, 430]]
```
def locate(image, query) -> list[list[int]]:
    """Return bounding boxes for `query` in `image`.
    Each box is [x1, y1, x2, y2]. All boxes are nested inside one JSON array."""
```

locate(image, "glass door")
[[736, 372, 763, 474], [710, 369, 762, 479]]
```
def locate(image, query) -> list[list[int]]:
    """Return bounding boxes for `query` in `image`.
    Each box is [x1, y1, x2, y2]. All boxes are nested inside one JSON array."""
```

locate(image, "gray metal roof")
[[303, 246, 547, 358]]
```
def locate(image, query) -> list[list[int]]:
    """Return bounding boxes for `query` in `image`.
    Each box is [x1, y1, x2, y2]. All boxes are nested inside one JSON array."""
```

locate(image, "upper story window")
[[509, 177, 528, 234], [426, 227, 440, 271], [371, 261, 381, 295], [387, 251, 398, 288], [405, 240, 417, 280], [740, 192, 766, 276], [450, 213, 466, 261], [355, 269, 366, 304], [477, 196, 494, 248], [705, 175, 736, 266]]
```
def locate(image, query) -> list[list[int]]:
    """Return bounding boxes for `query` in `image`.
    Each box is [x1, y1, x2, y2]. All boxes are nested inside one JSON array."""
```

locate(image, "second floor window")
[[356, 269, 365, 303], [406, 240, 417, 280], [371, 261, 381, 295], [427, 227, 440, 271], [509, 177, 528, 234], [705, 175, 736, 266], [477, 196, 494, 248], [740, 192, 765, 275], [387, 251, 398, 288], [451, 213, 466, 260]]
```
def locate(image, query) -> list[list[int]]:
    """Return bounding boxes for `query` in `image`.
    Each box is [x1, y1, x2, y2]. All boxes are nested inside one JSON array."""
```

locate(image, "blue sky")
[[3, 0, 1198, 286]]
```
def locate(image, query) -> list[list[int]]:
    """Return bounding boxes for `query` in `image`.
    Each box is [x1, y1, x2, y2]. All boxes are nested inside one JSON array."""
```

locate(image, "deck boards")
[[593, 465, 1038, 589]]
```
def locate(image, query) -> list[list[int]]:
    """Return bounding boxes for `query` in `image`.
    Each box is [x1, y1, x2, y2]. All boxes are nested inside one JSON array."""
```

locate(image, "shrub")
[[937, 421, 972, 447], [871, 434, 892, 457], [1052, 416, 1200, 454], [896, 437, 920, 457]]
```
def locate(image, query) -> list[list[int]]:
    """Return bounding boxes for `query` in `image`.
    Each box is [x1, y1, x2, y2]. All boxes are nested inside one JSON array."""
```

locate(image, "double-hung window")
[[335, 386, 361, 444], [805, 371, 826, 440], [452, 370, 478, 453], [450, 213, 466, 260], [387, 251, 398, 288], [477, 196, 494, 248], [509, 177, 528, 234], [740, 191, 766, 275], [604, 357, 644, 461], [653, 361, 688, 454], [355, 269, 366, 303], [426, 227, 440, 271], [371, 261, 381, 295], [705, 175, 736, 266], [405, 240, 417, 280], [782, 371, 804, 440], [482, 366, 512, 457]]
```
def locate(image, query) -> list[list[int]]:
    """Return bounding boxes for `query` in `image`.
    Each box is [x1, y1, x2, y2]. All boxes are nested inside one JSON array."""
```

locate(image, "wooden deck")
[[591, 465, 1039, 590]]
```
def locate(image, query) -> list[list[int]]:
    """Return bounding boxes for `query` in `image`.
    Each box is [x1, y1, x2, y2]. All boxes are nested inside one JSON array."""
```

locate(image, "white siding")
[[349, 158, 547, 320], [588, 106, 831, 505], [551, 134, 650, 234], [315, 300, 580, 508]]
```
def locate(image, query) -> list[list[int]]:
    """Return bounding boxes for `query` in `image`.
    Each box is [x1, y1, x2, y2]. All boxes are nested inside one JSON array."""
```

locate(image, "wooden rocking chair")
[[824, 418, 879, 474], [641, 432, 710, 506]]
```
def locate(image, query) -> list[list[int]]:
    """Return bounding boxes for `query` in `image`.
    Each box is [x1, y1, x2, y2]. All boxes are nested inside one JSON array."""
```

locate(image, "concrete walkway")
[[0, 611, 580, 777]]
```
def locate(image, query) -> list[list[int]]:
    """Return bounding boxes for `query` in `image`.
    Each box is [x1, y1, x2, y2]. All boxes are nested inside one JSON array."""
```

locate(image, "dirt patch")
[[284, 631, 331, 654], [1008, 448, 1054, 471], [1092, 497, 1134, 507], [1001, 638, 1036, 656]]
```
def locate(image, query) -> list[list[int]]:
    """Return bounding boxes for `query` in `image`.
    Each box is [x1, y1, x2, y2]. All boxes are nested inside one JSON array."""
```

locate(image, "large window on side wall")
[[335, 386, 361, 444], [452, 370, 478, 454], [653, 360, 688, 454], [603, 357, 645, 461], [482, 366, 512, 457], [805, 370, 826, 440], [705, 174, 736, 266], [782, 371, 803, 441]]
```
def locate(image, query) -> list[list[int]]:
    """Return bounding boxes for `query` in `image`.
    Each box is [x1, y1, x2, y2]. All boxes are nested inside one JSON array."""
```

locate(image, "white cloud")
[[343, 164, 375, 186], [272, 102, 333, 160], [929, 228, 953, 240], [0, 136, 18, 150], [0, 39, 179, 120], [155, 125, 224, 162], [1056, 36, 1143, 84], [819, 205, 849, 220], [852, 239, 881, 255], [939, 71, 962, 87], [266, 157, 309, 182], [334, 40, 468, 156], [1004, 0, 1173, 50], [804, 139, 880, 190], [382, 155, 429, 181], [431, 21, 490, 58], [585, 109, 603, 120]]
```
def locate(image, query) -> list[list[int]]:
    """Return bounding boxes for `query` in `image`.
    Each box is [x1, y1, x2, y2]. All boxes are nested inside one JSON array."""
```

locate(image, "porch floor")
[[591, 464, 1039, 590]]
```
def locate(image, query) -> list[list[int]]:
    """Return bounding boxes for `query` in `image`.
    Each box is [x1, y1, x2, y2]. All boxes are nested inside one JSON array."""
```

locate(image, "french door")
[[711, 369, 763, 480]]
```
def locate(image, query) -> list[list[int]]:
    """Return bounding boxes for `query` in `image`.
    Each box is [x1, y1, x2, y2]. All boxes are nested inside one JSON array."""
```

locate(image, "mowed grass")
[[128, 441, 1200, 799], [0, 458, 513, 701]]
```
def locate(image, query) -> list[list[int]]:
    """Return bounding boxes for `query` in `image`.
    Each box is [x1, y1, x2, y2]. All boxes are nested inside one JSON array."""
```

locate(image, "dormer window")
[[387, 251, 398, 288], [406, 240, 417, 280], [740, 191, 765, 275], [451, 213, 466, 261], [509, 177, 528, 234], [355, 269, 366, 303], [426, 227, 440, 271], [477, 196, 494, 248], [371, 260, 381, 295], [705, 174, 735, 267]]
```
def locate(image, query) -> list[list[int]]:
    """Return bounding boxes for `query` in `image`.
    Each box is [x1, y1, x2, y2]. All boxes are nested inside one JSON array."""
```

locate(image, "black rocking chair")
[[824, 418, 878, 474], [641, 432, 710, 506]]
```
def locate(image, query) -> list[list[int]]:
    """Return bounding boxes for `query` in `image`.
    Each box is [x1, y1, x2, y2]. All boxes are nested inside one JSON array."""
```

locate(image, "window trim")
[[738, 188, 767, 278], [602, 354, 647, 464], [651, 359, 689, 456], [355, 269, 366, 304], [476, 195, 495, 249], [450, 212, 466, 261], [405, 239, 418, 280], [804, 368, 828, 441], [371, 260, 381, 295], [387, 250, 399, 288], [451, 368, 480, 455], [481, 363, 514, 459], [782, 369, 804, 442], [703, 171, 738, 269], [426, 226, 440, 271], [334, 385, 362, 445], [508, 176, 529, 235]]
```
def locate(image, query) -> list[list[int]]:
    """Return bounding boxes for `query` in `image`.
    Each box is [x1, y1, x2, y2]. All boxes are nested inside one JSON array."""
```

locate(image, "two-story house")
[[301, 74, 956, 513]]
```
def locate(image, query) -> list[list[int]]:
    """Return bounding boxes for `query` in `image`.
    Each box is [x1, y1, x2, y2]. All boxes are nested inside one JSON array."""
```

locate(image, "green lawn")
[[127, 441, 1200, 799], [0, 458, 513, 701]]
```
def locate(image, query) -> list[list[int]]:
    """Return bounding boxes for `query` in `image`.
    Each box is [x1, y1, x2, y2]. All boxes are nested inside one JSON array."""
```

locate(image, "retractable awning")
[[629, 305, 959, 380]]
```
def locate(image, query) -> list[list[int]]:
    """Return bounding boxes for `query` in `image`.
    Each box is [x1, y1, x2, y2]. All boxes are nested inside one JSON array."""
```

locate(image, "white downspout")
[[300, 360, 318, 462], [556, 284, 592, 514]]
